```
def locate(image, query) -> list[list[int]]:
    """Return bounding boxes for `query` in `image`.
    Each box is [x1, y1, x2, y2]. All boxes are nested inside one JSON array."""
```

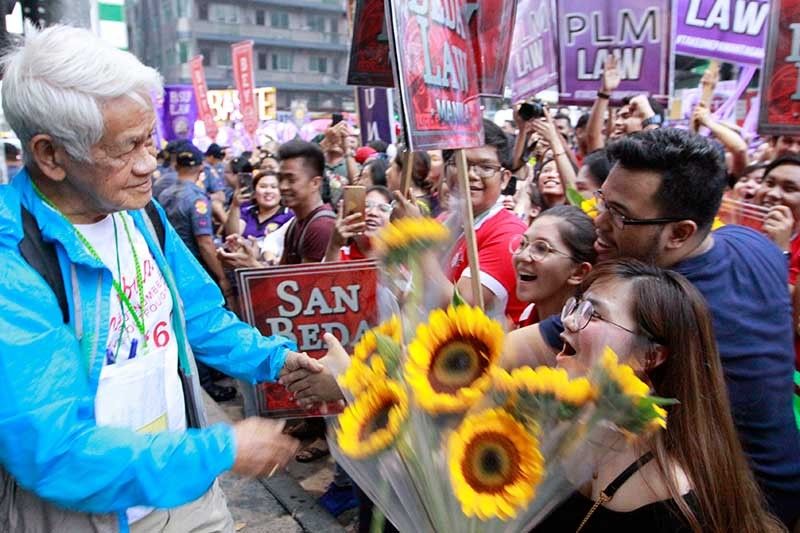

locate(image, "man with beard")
[[503, 128, 800, 530]]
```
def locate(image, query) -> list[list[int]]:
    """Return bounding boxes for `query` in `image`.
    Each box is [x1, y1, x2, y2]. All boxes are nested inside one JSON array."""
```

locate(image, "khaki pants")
[[130, 481, 233, 533]]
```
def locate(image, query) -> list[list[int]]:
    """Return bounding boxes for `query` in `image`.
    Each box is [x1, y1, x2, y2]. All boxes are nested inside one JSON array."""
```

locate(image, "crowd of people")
[[2, 22, 800, 533]]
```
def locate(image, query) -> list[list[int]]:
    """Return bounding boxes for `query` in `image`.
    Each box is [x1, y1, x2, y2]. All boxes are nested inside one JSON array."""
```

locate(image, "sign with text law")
[[387, 0, 484, 150], [556, 0, 671, 105], [238, 261, 379, 418], [507, 0, 559, 102], [673, 0, 770, 66], [347, 0, 395, 87], [358, 87, 397, 145], [759, 0, 800, 135]]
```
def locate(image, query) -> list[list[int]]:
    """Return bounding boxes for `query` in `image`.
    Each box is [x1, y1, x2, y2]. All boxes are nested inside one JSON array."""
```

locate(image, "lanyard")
[[31, 182, 149, 352]]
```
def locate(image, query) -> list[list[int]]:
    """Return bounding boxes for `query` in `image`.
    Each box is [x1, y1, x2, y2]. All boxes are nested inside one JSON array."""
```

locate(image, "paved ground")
[[203, 389, 349, 532]]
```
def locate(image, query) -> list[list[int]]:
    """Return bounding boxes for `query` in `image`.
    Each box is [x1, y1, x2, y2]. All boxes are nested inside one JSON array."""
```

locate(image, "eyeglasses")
[[509, 235, 575, 262], [366, 200, 393, 213], [561, 297, 640, 336], [444, 160, 504, 180], [593, 190, 686, 229]]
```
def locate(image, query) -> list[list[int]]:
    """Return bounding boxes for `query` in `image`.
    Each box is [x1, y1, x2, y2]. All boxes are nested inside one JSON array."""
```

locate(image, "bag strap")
[[602, 451, 655, 499], [18, 200, 166, 324], [298, 207, 336, 253]]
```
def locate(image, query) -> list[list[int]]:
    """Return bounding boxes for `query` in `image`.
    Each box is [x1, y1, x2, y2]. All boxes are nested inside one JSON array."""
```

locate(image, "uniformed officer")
[[152, 139, 187, 199]]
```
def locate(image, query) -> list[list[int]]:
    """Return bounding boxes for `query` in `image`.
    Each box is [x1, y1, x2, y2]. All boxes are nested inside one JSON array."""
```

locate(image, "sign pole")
[[691, 60, 719, 133], [401, 151, 415, 196], [454, 149, 484, 310]]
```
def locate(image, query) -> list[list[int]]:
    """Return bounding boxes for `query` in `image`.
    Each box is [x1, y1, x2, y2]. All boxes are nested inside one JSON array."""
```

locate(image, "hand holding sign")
[[763, 205, 795, 252]]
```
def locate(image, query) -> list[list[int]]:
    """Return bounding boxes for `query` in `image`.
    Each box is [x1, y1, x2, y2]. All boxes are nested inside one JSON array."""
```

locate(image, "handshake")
[[230, 334, 349, 478]]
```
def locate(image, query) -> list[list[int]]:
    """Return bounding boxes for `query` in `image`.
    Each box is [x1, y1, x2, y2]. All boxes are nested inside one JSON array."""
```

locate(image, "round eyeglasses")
[[509, 235, 575, 262], [560, 297, 640, 336]]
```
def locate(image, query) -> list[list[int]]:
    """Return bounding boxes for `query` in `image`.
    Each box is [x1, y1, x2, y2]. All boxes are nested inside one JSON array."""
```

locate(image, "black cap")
[[205, 143, 226, 159], [176, 143, 204, 168], [165, 139, 189, 154]]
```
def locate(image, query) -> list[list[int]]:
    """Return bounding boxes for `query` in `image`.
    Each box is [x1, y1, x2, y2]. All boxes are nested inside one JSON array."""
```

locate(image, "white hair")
[[2, 23, 163, 164]]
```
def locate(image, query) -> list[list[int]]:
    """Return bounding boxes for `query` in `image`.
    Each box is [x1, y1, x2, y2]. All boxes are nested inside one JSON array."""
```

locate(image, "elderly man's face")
[[63, 97, 158, 214]]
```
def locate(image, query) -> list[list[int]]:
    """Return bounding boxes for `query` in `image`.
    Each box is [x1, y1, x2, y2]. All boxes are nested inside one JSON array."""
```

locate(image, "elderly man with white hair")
[[0, 25, 324, 532]]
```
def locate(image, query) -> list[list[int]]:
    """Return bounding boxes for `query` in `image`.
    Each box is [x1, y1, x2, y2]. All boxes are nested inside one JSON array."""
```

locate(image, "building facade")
[[126, 0, 354, 113]]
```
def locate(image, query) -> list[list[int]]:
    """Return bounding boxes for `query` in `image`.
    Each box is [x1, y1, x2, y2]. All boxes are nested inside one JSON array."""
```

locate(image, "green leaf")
[[566, 187, 585, 207], [375, 332, 402, 374], [452, 287, 467, 307]]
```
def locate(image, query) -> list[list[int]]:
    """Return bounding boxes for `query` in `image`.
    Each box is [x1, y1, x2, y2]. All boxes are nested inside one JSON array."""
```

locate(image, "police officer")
[[152, 139, 187, 199], [203, 143, 227, 194]]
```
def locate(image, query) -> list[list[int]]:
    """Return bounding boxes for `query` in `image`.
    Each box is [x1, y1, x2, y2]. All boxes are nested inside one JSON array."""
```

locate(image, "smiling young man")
[[504, 128, 800, 529]]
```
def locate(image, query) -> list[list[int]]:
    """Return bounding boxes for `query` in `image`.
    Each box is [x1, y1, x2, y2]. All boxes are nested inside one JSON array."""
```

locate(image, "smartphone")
[[342, 185, 366, 218], [331, 113, 344, 127], [238, 172, 254, 194]]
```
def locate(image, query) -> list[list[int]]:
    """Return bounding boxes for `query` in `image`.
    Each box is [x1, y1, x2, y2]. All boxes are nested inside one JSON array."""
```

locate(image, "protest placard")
[[759, 0, 800, 135], [159, 85, 197, 141], [468, 0, 518, 97], [673, 0, 770, 66], [357, 87, 396, 145], [347, 0, 395, 87], [237, 260, 379, 418], [188, 56, 218, 139], [386, 0, 484, 150], [507, 0, 559, 102], [556, 0, 671, 105], [231, 40, 259, 138]]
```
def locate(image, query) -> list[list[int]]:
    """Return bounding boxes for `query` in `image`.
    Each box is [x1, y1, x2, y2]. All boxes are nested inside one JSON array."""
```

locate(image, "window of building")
[[256, 9, 265, 25], [307, 14, 325, 32], [179, 42, 189, 64], [210, 3, 238, 23], [216, 47, 231, 67], [258, 52, 267, 70], [197, 2, 208, 20], [270, 11, 289, 29], [272, 53, 292, 71], [330, 18, 338, 33], [200, 47, 212, 66], [309, 56, 327, 73]]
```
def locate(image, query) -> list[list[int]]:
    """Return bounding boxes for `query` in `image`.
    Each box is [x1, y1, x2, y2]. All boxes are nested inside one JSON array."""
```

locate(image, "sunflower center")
[[429, 338, 489, 393], [358, 398, 395, 442], [462, 432, 521, 493]]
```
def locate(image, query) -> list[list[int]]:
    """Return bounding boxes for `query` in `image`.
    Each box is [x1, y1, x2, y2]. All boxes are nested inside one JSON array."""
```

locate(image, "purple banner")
[[673, 0, 770, 66], [557, 0, 671, 105], [161, 85, 198, 141], [507, 0, 558, 102], [357, 87, 396, 145]]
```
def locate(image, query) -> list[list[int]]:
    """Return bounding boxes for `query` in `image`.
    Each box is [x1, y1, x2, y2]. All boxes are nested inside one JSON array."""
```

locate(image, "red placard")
[[387, 0, 484, 151], [231, 41, 259, 138], [237, 260, 379, 418], [759, 0, 800, 135], [188, 56, 218, 139], [347, 0, 395, 87], [469, 0, 518, 97]]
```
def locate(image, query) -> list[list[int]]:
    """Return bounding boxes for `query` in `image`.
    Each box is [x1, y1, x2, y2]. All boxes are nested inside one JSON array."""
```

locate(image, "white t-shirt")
[[76, 212, 186, 522]]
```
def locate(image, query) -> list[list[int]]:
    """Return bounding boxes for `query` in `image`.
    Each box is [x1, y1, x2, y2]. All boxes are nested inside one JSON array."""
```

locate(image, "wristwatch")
[[641, 115, 663, 128]]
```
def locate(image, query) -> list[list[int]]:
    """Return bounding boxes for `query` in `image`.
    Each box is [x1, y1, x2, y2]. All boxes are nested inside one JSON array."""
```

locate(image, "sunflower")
[[339, 356, 388, 395], [372, 217, 450, 265], [492, 366, 596, 408], [449, 409, 544, 521], [599, 347, 650, 398], [352, 315, 402, 362], [405, 305, 504, 414], [336, 380, 409, 459]]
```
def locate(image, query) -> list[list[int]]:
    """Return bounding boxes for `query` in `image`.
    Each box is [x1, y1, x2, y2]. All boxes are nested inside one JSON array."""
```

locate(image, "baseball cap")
[[355, 146, 377, 165], [205, 143, 226, 159], [176, 143, 204, 168], [165, 139, 189, 154]]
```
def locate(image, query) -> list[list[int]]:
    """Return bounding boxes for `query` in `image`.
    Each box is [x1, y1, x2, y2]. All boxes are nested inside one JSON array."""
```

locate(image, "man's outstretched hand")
[[279, 334, 350, 408], [281, 350, 324, 376], [231, 418, 299, 477]]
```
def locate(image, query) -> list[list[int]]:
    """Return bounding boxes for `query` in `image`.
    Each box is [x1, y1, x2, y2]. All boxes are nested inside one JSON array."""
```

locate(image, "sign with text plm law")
[[238, 260, 379, 418], [387, 0, 484, 150], [507, 0, 559, 102], [673, 0, 770, 66], [557, 0, 671, 105]]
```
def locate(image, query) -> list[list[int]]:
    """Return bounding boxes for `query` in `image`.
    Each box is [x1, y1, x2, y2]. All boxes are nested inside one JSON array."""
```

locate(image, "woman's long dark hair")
[[576, 260, 783, 533]]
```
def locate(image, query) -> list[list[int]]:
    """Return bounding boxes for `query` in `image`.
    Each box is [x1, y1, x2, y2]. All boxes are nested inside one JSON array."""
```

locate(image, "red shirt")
[[447, 205, 527, 324]]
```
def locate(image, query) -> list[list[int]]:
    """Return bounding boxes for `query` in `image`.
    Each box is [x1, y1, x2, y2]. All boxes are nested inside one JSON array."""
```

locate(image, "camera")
[[518, 99, 546, 121]]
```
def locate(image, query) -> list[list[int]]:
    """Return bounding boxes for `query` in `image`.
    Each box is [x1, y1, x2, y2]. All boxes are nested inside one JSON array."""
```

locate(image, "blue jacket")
[[0, 169, 296, 529]]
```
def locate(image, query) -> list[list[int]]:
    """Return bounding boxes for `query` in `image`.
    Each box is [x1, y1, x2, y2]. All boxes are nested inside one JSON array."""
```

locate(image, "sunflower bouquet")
[[327, 305, 674, 532]]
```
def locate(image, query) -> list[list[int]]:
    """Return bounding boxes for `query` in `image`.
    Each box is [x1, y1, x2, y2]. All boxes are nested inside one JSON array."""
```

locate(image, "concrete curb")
[[203, 391, 345, 533]]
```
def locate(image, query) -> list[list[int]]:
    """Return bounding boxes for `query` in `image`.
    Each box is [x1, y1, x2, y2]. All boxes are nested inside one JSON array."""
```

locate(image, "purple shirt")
[[240, 204, 294, 240]]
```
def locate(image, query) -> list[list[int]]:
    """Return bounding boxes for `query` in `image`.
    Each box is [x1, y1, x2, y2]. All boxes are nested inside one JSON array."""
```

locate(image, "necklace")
[[31, 182, 148, 352]]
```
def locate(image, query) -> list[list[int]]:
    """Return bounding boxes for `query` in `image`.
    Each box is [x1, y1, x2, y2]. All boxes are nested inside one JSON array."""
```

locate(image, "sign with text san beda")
[[673, 0, 770, 66], [348, 0, 395, 87], [231, 40, 259, 138], [557, 0, 671, 105], [507, 0, 559, 102], [358, 87, 397, 145], [188, 56, 218, 139], [238, 261, 379, 418], [759, 0, 800, 135], [387, 0, 484, 151]]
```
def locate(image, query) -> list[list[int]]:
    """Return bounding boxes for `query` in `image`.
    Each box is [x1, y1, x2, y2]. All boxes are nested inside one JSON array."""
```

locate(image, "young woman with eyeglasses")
[[511, 205, 597, 328], [531, 260, 783, 533], [324, 185, 395, 262]]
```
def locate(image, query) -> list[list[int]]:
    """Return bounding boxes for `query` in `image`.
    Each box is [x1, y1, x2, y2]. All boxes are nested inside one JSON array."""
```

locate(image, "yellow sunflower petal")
[[335, 380, 408, 459]]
